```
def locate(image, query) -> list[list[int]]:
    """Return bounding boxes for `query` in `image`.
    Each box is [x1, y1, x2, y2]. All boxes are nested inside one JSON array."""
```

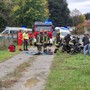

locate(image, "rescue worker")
[[23, 30, 29, 51], [48, 31, 53, 46], [28, 31, 33, 45], [64, 34, 71, 53], [36, 30, 44, 54], [43, 30, 50, 53], [82, 33, 90, 55], [33, 32, 38, 46], [18, 30, 23, 51], [54, 31, 61, 53]]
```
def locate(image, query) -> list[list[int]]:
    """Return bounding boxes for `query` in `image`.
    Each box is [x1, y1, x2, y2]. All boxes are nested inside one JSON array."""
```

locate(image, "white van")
[[1, 27, 32, 38]]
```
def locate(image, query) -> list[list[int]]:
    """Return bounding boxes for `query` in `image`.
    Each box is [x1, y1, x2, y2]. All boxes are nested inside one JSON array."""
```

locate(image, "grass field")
[[45, 51, 90, 90], [0, 47, 20, 62]]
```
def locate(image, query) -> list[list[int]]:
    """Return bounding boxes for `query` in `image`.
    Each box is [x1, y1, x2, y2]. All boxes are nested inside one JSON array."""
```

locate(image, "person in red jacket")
[[28, 31, 33, 45], [33, 32, 39, 46], [48, 32, 52, 38], [48, 32, 53, 46], [18, 30, 23, 51]]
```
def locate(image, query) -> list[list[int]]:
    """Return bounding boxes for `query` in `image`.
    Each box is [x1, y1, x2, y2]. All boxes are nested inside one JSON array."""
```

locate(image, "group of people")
[[54, 31, 71, 53], [35, 30, 50, 54], [54, 31, 90, 55], [18, 30, 33, 51], [17, 29, 90, 56], [18, 30, 51, 54]]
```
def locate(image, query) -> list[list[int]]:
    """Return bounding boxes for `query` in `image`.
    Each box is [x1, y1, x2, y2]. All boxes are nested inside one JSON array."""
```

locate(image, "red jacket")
[[18, 32, 23, 40], [28, 33, 33, 38], [18, 32, 23, 45], [48, 32, 52, 38], [34, 32, 39, 38]]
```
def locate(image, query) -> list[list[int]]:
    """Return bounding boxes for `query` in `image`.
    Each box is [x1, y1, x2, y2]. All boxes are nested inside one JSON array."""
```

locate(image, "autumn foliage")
[[76, 20, 90, 34]]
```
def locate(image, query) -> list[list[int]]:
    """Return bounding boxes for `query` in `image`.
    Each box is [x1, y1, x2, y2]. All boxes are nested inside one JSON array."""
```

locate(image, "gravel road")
[[0, 46, 55, 90]]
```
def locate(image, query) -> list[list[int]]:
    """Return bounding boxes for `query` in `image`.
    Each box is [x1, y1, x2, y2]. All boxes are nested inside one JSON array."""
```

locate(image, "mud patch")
[[0, 79, 17, 88], [25, 77, 40, 88]]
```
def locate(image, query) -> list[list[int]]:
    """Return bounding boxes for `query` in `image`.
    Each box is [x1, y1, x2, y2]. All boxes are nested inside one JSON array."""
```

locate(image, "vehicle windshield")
[[35, 25, 52, 32], [61, 31, 69, 36], [2, 30, 9, 34]]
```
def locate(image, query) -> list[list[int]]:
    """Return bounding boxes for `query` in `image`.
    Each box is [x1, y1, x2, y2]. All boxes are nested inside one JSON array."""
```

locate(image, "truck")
[[33, 21, 54, 44]]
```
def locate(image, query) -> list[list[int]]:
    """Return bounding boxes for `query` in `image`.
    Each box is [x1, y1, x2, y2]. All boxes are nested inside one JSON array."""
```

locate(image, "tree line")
[[0, 0, 90, 32]]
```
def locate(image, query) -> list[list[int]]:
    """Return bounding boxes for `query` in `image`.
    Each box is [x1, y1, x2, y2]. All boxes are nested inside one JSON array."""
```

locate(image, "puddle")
[[25, 77, 40, 88]]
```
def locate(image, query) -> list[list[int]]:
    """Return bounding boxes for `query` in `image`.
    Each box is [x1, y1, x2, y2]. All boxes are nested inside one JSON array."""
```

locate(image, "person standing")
[[18, 30, 23, 51], [48, 31, 53, 46], [54, 31, 61, 53], [36, 30, 44, 54], [64, 34, 71, 53], [82, 33, 90, 55], [23, 30, 29, 51], [28, 31, 33, 45], [43, 30, 50, 53]]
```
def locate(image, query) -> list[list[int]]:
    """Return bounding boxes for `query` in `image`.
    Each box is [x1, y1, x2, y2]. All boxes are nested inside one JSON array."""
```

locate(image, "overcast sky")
[[67, 0, 90, 14]]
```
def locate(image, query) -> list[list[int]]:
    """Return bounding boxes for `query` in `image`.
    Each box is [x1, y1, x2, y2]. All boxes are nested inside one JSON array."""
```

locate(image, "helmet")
[[39, 30, 43, 32], [44, 30, 47, 33], [57, 31, 60, 34], [67, 34, 71, 36], [44, 30, 47, 32], [39, 30, 43, 34]]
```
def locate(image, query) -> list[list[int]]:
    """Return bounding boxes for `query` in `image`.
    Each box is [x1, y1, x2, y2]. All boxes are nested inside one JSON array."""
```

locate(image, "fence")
[[0, 36, 15, 49]]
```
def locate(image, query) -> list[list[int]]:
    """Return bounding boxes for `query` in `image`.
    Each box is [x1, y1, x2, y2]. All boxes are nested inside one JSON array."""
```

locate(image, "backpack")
[[8, 45, 15, 52], [47, 49, 53, 55]]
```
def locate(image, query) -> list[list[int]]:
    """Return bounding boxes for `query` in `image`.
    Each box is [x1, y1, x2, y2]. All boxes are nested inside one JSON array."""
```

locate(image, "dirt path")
[[0, 46, 55, 90], [0, 47, 35, 79]]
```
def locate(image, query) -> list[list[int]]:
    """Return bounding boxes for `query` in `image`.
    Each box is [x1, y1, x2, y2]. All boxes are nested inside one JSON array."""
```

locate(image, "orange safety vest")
[[18, 32, 23, 45]]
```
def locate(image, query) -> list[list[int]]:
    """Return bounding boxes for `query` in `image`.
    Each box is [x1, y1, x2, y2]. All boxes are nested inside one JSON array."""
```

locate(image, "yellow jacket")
[[23, 32, 29, 40]]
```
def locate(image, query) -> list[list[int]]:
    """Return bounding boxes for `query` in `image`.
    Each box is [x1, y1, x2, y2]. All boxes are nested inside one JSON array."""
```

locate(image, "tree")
[[48, 0, 70, 26], [0, 1, 7, 31], [72, 15, 86, 26], [0, 0, 14, 30], [12, 0, 49, 27], [70, 9, 82, 17], [85, 13, 90, 20]]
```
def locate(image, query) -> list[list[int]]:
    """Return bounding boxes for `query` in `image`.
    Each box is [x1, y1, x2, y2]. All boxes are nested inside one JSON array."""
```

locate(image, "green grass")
[[0, 47, 20, 62], [45, 51, 90, 90]]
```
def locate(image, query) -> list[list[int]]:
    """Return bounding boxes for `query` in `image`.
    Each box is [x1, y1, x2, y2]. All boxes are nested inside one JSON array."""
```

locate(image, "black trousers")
[[37, 45, 42, 52], [43, 43, 48, 49], [54, 45, 60, 53], [23, 39, 28, 50], [29, 37, 33, 45]]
